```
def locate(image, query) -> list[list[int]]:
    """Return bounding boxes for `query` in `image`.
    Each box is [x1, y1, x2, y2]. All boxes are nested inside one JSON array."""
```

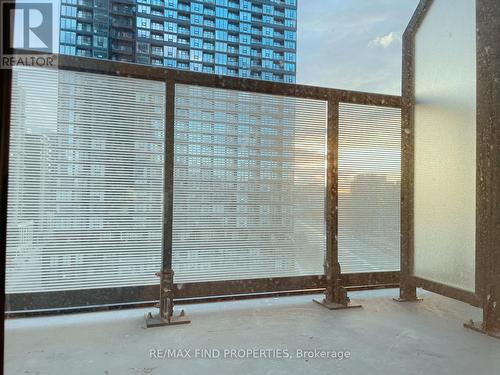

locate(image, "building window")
[[93, 36, 108, 49], [190, 38, 202, 48], [165, 59, 177, 67], [190, 62, 202, 71], [215, 53, 227, 65], [191, 26, 202, 36], [61, 5, 76, 17], [165, 33, 177, 43], [165, 46, 177, 58], [137, 42, 150, 54], [215, 30, 227, 41], [137, 17, 151, 29], [191, 14, 203, 25], [60, 31, 76, 45], [138, 29, 150, 38], [216, 7, 227, 18], [138, 4, 150, 14], [77, 35, 91, 46], [60, 45, 76, 55], [191, 2, 203, 13], [190, 49, 203, 62], [152, 46, 163, 56], [60, 18, 76, 30]]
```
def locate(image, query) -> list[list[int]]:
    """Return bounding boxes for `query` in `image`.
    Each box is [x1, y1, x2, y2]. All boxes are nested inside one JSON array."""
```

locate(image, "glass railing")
[[3, 54, 402, 311]]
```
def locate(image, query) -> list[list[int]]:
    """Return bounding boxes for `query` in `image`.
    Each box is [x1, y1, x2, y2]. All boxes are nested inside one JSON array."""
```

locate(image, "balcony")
[[110, 30, 134, 41], [4, 55, 404, 314], [76, 24, 92, 34], [203, 20, 215, 28], [110, 6, 134, 16], [111, 44, 133, 54], [76, 38, 92, 47], [2, 1, 500, 374], [150, 0, 164, 6], [111, 18, 133, 29], [76, 11, 92, 21], [203, 9, 215, 17], [77, 0, 93, 8]]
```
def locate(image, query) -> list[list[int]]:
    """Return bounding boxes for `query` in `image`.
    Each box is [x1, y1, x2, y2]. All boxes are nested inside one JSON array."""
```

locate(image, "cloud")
[[297, 0, 420, 95], [370, 31, 400, 48]]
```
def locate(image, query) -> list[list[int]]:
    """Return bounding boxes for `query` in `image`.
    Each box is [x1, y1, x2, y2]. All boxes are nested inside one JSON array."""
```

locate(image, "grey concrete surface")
[[4, 289, 500, 375]]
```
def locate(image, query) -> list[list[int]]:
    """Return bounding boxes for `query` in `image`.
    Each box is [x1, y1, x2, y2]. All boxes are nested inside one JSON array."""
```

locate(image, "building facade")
[[59, 0, 297, 83]]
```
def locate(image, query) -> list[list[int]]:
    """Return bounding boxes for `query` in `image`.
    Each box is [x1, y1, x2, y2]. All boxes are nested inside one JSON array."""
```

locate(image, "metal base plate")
[[313, 298, 362, 310], [464, 320, 500, 340], [392, 297, 423, 303], [145, 311, 191, 328]]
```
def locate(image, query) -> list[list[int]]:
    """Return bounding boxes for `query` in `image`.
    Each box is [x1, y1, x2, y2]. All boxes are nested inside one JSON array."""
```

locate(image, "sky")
[[12, 0, 419, 95], [297, 0, 420, 95]]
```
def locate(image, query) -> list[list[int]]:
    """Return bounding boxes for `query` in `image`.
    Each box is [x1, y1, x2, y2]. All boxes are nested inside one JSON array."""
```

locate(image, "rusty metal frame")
[[399, 0, 481, 306], [3, 53, 402, 314], [400, 0, 500, 337], [51, 54, 402, 106], [313, 94, 363, 310], [464, 0, 500, 338], [397, 0, 434, 303], [5, 272, 400, 314]]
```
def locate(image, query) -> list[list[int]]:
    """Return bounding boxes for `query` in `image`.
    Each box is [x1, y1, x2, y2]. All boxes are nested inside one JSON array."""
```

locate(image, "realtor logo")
[[1, 1, 56, 68]]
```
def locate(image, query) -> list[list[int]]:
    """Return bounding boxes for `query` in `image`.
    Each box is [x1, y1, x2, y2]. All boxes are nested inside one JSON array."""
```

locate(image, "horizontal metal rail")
[[6, 271, 400, 313], [45, 53, 402, 106]]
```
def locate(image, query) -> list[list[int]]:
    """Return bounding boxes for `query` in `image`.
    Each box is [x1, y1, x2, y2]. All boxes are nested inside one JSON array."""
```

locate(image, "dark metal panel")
[[5, 271, 399, 313]]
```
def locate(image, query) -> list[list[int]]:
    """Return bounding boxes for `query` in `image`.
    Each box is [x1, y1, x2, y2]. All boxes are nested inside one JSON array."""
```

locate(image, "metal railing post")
[[393, 0, 433, 303], [313, 95, 361, 310], [464, 0, 500, 339], [145, 75, 190, 327]]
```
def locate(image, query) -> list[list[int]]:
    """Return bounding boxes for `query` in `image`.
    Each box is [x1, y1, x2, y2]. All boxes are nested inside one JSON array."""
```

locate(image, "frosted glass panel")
[[413, 0, 476, 291], [172, 85, 327, 282], [338, 103, 401, 273], [6, 67, 165, 293]]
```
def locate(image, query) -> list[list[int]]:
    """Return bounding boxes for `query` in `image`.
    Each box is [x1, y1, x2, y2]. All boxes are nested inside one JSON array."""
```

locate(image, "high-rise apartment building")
[[59, 0, 297, 83]]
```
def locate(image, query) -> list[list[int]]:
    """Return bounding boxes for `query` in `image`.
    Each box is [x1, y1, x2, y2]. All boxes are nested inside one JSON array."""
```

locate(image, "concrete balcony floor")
[[5, 289, 500, 375]]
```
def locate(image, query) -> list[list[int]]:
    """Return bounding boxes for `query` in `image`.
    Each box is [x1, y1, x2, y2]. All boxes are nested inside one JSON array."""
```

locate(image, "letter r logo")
[[1, 2, 53, 54]]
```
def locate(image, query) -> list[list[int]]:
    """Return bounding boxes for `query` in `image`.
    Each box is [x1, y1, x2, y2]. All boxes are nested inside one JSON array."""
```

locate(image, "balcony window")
[[93, 36, 108, 49], [137, 42, 150, 54], [76, 35, 92, 46], [137, 17, 151, 29]]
